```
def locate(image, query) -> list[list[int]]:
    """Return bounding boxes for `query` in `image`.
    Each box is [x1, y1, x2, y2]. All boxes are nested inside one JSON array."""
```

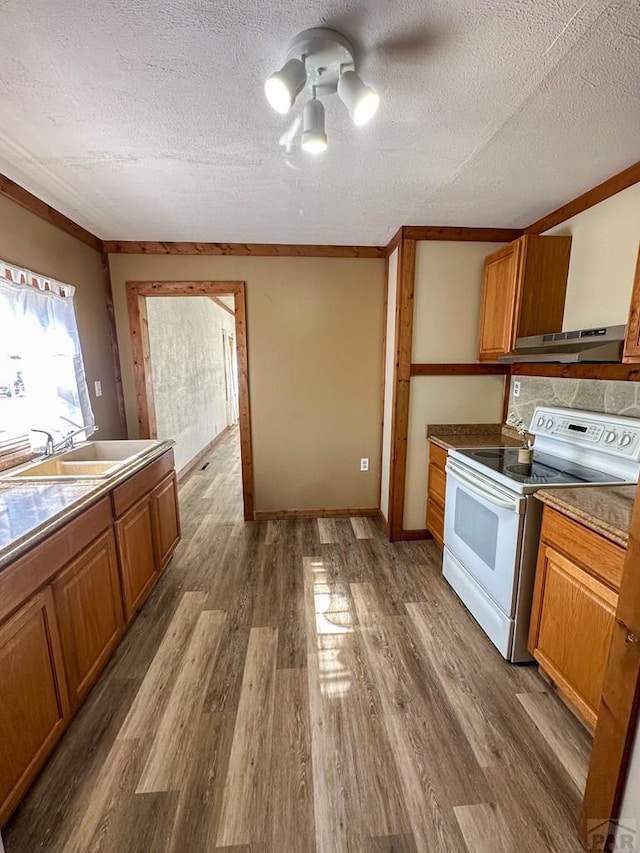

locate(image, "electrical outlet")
[[513, 380, 521, 398], [360, 457, 369, 472], [94, 380, 102, 398]]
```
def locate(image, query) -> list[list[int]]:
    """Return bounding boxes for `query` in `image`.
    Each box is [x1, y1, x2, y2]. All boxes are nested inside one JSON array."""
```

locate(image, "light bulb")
[[264, 58, 307, 115], [337, 70, 380, 126], [353, 89, 380, 126], [301, 98, 327, 154]]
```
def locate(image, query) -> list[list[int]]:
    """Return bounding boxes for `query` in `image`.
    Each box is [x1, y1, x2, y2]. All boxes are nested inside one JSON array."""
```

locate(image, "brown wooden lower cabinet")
[[0, 448, 181, 827], [116, 494, 158, 621], [528, 506, 625, 733], [115, 469, 182, 620], [52, 529, 124, 709], [0, 588, 69, 825], [151, 472, 181, 568], [425, 442, 448, 547]]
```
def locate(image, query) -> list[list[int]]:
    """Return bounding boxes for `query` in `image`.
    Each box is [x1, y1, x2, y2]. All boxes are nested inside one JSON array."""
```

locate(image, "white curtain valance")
[[1, 261, 75, 299]]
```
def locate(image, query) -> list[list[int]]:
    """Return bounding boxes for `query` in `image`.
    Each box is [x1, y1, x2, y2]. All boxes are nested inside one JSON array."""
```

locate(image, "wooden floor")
[[4, 426, 592, 852]]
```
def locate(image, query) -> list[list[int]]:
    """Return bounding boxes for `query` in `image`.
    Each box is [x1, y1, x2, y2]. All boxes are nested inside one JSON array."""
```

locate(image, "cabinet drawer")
[[428, 464, 446, 506], [429, 442, 448, 471], [112, 449, 175, 518], [540, 506, 625, 591], [426, 499, 444, 549], [0, 497, 112, 624]]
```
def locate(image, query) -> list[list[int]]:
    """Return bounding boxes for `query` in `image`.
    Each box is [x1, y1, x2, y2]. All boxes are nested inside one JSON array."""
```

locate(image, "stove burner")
[[504, 463, 564, 483], [473, 450, 504, 459]]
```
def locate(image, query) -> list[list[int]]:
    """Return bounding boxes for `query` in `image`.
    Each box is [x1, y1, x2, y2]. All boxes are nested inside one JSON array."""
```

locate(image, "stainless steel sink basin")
[[1, 440, 160, 481]]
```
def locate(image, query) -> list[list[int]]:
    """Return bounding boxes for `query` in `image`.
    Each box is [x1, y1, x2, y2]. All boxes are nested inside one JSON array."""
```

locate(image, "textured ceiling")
[[0, 0, 638, 244]]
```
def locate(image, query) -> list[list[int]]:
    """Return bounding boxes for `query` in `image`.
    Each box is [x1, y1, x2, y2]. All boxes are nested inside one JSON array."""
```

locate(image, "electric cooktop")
[[455, 447, 626, 487]]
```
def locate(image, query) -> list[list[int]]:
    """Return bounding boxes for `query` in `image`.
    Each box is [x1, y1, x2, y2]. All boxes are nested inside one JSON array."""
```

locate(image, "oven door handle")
[[446, 462, 522, 512]]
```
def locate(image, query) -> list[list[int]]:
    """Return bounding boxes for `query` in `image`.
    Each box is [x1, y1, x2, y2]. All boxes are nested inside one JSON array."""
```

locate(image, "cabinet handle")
[[625, 632, 640, 646]]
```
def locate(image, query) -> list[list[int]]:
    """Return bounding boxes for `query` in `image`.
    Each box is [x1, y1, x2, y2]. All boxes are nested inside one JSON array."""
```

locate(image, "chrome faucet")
[[30, 428, 55, 457], [31, 423, 99, 457], [59, 423, 99, 451]]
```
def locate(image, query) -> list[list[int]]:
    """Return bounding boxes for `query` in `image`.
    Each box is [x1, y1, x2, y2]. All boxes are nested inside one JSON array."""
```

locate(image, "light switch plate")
[[94, 380, 102, 397]]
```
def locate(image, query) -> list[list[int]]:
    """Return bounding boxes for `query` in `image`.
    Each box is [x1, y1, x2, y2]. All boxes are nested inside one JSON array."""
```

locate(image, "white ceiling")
[[0, 0, 638, 245]]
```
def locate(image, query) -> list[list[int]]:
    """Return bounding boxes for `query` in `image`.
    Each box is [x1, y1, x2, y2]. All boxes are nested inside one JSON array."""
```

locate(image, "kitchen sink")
[[2, 458, 122, 480], [1, 440, 159, 481], [60, 440, 157, 463]]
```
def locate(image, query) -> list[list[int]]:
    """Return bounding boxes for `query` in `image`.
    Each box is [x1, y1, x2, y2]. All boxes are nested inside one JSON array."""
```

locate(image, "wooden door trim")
[[581, 488, 640, 849], [387, 237, 416, 541], [623, 244, 640, 363], [125, 280, 255, 520]]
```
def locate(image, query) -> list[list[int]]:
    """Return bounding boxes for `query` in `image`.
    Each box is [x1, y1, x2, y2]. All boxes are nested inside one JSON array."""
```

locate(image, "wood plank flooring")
[[4, 426, 591, 852]]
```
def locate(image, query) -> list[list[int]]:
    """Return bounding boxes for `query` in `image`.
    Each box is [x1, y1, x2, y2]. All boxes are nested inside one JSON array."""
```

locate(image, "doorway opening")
[[126, 281, 253, 520]]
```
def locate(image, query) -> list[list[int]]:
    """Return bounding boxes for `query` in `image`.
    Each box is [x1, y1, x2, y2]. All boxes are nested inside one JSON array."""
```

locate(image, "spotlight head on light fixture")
[[264, 27, 381, 153], [337, 70, 380, 126], [264, 58, 307, 114], [301, 98, 327, 154]]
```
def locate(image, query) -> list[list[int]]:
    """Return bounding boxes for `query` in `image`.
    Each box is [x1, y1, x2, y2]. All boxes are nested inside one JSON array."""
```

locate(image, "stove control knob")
[[620, 434, 632, 448], [537, 416, 545, 427], [545, 419, 554, 429], [605, 430, 617, 444]]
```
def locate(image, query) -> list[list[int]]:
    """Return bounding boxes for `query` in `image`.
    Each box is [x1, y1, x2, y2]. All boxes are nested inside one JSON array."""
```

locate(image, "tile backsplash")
[[506, 376, 640, 427]]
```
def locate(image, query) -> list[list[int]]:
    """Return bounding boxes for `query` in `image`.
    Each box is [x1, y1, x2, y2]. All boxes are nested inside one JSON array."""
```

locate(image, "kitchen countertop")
[[426, 423, 522, 451], [0, 440, 175, 571], [535, 484, 636, 549]]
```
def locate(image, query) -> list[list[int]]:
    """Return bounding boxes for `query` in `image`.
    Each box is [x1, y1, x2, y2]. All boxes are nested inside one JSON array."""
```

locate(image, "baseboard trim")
[[400, 529, 432, 541], [177, 425, 234, 481], [254, 507, 379, 521], [377, 510, 390, 538]]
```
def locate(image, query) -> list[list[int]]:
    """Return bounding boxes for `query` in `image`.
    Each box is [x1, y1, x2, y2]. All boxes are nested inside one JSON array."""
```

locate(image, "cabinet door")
[[115, 495, 158, 621], [52, 530, 124, 708], [151, 472, 181, 569], [529, 544, 617, 731], [477, 240, 523, 361], [623, 245, 640, 362], [0, 589, 69, 824]]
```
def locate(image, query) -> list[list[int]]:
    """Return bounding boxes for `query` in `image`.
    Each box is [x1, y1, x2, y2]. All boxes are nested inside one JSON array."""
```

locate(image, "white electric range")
[[443, 407, 640, 662]]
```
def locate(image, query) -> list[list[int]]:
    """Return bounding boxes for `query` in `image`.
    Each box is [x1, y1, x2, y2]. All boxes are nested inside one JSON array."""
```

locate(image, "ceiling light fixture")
[[337, 70, 380, 126], [264, 27, 379, 154], [301, 94, 328, 153], [264, 58, 307, 115]]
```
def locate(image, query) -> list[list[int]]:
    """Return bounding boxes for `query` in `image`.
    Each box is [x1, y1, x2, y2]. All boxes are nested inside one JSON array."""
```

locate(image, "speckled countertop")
[[0, 440, 175, 571], [426, 423, 522, 451], [535, 485, 636, 549]]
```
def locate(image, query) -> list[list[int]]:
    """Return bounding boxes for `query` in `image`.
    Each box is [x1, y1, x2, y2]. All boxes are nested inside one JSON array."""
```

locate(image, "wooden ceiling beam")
[[102, 240, 386, 258], [525, 160, 640, 235], [0, 173, 102, 252]]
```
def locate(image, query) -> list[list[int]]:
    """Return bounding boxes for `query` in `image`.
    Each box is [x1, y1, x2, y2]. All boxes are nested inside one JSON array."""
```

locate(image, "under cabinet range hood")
[[500, 324, 626, 363]]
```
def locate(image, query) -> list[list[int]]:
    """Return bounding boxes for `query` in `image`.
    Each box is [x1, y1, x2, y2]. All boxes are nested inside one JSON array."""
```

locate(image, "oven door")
[[444, 459, 525, 616]]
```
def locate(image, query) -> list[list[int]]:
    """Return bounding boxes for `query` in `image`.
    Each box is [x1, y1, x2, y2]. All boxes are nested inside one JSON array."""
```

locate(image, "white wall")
[[545, 182, 640, 331], [146, 296, 235, 473], [404, 241, 507, 530], [404, 375, 505, 529], [619, 719, 640, 831], [380, 248, 398, 522]]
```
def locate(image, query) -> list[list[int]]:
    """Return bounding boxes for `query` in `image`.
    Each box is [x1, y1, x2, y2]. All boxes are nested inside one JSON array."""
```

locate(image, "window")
[[0, 260, 94, 463]]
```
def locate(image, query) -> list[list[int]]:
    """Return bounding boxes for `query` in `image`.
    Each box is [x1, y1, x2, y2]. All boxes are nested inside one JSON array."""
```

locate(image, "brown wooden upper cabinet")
[[623, 244, 640, 362], [477, 234, 572, 362]]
